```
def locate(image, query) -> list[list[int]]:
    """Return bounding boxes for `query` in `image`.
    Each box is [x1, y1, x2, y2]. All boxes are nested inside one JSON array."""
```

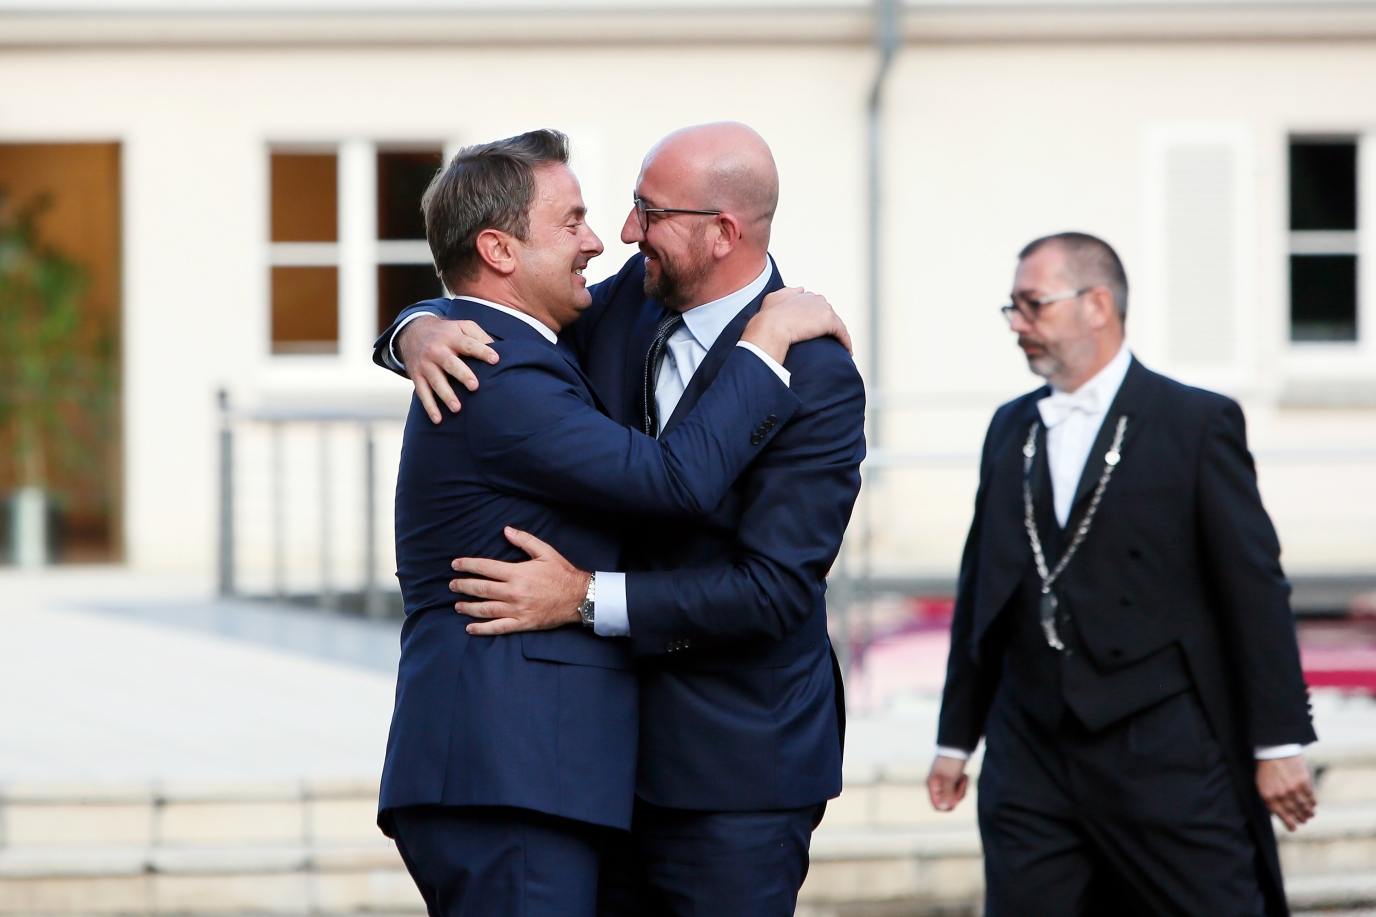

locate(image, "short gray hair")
[[1019, 231, 1129, 320], [422, 129, 570, 290]]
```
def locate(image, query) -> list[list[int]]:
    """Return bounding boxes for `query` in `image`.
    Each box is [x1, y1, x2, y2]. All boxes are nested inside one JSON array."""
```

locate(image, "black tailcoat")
[[937, 357, 1315, 914]]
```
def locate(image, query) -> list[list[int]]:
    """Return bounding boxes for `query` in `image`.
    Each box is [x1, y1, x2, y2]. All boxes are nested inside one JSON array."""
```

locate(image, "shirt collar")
[[1039, 342, 1132, 425], [678, 256, 774, 351], [453, 295, 558, 344]]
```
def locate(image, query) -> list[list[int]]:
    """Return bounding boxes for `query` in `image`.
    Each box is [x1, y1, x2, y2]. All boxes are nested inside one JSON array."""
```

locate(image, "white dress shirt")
[[934, 344, 1303, 763], [594, 258, 785, 639]]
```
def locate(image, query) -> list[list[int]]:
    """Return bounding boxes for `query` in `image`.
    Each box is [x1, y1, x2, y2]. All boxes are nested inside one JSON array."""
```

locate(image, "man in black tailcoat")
[[928, 232, 1317, 916]]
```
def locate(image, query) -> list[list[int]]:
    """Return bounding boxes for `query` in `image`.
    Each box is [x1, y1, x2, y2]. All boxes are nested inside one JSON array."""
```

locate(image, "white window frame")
[[1286, 134, 1360, 348], [1282, 131, 1376, 395]]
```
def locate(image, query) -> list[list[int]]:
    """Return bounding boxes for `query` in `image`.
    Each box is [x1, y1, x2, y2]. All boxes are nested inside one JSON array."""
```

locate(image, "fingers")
[[422, 364, 463, 417], [504, 526, 553, 560], [438, 351, 479, 394], [413, 374, 443, 425], [1259, 763, 1317, 831], [456, 319, 497, 347], [451, 556, 517, 580], [1269, 785, 1315, 830], [465, 617, 527, 636], [828, 312, 854, 354], [760, 286, 805, 310], [455, 600, 506, 618], [927, 776, 957, 811], [449, 577, 512, 600]]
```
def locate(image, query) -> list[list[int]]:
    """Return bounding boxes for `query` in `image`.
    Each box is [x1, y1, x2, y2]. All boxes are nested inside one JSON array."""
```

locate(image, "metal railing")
[[216, 391, 407, 616]]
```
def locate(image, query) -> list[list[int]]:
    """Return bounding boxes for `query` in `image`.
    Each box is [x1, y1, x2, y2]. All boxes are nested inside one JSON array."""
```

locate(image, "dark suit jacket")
[[379, 255, 866, 813], [937, 356, 1315, 909], [380, 299, 800, 833]]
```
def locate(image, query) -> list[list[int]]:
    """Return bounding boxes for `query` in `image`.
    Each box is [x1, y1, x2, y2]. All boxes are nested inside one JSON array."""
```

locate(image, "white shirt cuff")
[[387, 309, 441, 371], [1254, 743, 1306, 760], [734, 341, 791, 387], [935, 746, 971, 761], [592, 571, 629, 637]]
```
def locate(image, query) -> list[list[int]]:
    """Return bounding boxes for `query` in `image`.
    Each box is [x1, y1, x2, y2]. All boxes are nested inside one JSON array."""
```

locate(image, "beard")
[[643, 227, 712, 310], [1019, 336, 1061, 380]]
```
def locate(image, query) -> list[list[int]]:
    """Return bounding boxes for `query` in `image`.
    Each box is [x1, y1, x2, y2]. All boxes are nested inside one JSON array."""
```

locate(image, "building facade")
[[2, 0, 1375, 600]]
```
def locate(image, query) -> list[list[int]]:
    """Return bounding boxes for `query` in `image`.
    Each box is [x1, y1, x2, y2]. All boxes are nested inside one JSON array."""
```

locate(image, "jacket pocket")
[[521, 627, 632, 670]]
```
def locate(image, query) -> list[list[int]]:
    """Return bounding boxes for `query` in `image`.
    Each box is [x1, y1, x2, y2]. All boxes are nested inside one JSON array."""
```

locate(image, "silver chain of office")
[[1022, 414, 1128, 650]]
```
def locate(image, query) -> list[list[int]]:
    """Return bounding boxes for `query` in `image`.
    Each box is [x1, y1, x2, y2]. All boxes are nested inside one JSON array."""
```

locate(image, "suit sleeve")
[[463, 343, 800, 517], [935, 409, 1009, 753], [621, 341, 865, 657], [1196, 401, 1316, 748], [371, 303, 448, 376]]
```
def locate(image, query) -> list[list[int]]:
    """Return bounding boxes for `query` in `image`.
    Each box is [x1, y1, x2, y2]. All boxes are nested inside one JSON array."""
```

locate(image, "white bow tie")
[[1038, 386, 1105, 428]]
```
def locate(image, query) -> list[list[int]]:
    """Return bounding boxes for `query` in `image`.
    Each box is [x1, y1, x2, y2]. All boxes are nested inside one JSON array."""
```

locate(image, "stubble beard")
[[643, 229, 713, 311]]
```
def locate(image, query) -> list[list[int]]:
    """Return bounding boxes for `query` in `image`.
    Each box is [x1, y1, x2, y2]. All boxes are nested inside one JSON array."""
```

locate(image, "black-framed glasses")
[[999, 287, 1091, 325], [632, 194, 722, 232]]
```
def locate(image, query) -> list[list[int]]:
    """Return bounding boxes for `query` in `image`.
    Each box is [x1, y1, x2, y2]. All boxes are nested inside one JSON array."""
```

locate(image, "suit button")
[[680, 639, 691, 649], [764, 414, 777, 427], [750, 433, 764, 445]]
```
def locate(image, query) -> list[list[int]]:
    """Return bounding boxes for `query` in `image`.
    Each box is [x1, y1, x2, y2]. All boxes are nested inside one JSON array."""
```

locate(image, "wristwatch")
[[578, 572, 596, 628]]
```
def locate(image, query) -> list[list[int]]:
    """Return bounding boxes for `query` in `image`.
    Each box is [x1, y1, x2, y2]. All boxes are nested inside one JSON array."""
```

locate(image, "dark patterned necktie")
[[643, 310, 685, 437]]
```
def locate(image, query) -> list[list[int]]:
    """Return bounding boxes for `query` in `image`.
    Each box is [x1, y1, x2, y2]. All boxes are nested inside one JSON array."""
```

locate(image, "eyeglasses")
[[632, 194, 722, 233], [999, 288, 1091, 325]]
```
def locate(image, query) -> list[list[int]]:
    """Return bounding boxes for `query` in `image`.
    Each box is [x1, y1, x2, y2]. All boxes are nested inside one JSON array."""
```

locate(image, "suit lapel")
[[972, 393, 1046, 643], [658, 265, 785, 439], [624, 299, 667, 433]]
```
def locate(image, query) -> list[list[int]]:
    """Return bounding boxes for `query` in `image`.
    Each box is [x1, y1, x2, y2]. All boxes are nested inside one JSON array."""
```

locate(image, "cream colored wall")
[[1, 34, 1374, 579]]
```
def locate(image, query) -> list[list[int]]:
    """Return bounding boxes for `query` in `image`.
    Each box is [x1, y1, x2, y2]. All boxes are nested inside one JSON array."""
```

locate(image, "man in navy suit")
[[382, 129, 850, 917], [377, 123, 866, 917]]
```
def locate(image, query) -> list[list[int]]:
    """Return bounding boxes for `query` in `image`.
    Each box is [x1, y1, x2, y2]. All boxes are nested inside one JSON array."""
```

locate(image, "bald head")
[[641, 122, 779, 240]]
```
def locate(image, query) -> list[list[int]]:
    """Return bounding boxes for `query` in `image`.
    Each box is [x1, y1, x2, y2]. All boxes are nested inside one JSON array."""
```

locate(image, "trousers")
[[978, 686, 1266, 917]]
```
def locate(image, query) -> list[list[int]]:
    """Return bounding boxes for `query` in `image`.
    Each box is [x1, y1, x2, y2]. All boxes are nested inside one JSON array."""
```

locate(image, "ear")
[[708, 213, 744, 259], [1084, 286, 1117, 331], [474, 228, 519, 276]]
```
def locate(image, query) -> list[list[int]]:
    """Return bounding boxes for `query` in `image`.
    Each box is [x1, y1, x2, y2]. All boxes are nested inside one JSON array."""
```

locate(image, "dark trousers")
[[624, 797, 825, 917], [978, 687, 1266, 917], [390, 805, 623, 917]]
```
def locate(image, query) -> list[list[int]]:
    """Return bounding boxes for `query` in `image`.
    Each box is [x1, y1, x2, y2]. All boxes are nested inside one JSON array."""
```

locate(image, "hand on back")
[[740, 287, 853, 365], [397, 316, 500, 423]]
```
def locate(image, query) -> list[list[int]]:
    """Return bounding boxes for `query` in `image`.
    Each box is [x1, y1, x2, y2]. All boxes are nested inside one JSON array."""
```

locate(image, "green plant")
[[0, 193, 111, 501]]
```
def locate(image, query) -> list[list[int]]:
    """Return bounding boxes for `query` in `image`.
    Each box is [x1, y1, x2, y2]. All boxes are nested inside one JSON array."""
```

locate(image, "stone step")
[[0, 842, 423, 915], [800, 791, 1376, 912]]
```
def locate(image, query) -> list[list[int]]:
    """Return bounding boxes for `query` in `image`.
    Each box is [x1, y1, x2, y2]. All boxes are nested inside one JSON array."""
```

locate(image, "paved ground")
[[0, 568, 398, 784], [4, 567, 1375, 786]]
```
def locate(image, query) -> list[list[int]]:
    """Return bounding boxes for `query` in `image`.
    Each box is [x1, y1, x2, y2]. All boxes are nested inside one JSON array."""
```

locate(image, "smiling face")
[[621, 160, 716, 310], [512, 163, 604, 329]]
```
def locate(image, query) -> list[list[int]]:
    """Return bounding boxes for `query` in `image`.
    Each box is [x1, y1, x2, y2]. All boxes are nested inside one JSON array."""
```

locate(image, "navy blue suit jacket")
[[379, 256, 866, 813], [380, 299, 800, 833]]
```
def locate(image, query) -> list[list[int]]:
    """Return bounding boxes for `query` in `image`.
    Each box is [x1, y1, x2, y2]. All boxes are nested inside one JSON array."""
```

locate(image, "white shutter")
[[1164, 145, 1236, 365], [1140, 123, 1256, 390]]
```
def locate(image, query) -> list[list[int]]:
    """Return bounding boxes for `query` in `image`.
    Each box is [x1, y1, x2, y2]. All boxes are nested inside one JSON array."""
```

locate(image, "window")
[[377, 148, 445, 334], [1290, 139, 1358, 342], [269, 150, 339, 354]]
